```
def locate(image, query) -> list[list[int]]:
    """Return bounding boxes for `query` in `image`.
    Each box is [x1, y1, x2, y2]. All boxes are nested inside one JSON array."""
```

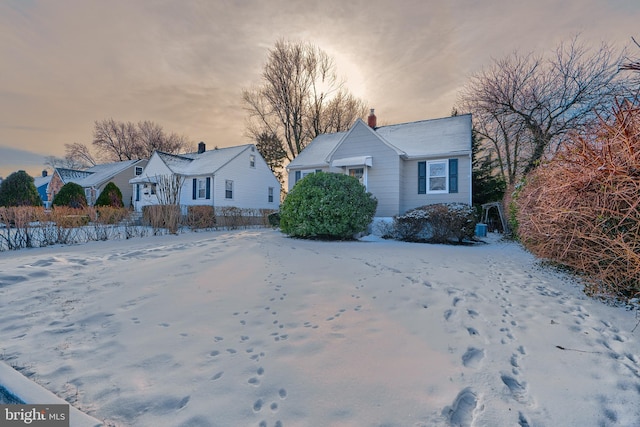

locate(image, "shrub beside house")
[[286, 110, 472, 221], [48, 160, 148, 208]]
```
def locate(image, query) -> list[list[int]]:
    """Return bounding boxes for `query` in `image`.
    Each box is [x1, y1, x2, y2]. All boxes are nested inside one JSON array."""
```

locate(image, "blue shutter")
[[135, 184, 140, 201], [205, 177, 211, 199], [449, 159, 458, 193], [192, 178, 197, 199], [418, 162, 426, 194], [295, 170, 301, 183]]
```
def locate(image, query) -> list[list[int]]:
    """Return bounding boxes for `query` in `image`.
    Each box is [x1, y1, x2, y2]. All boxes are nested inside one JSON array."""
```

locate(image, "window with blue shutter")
[[449, 159, 458, 193], [418, 162, 426, 194]]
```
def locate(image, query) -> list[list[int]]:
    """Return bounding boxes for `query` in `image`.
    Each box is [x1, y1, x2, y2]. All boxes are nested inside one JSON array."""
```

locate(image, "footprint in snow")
[[501, 374, 529, 403], [462, 347, 485, 368], [444, 387, 477, 427]]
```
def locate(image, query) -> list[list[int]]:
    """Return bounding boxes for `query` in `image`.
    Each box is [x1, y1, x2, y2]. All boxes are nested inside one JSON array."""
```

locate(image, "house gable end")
[[325, 119, 404, 163]]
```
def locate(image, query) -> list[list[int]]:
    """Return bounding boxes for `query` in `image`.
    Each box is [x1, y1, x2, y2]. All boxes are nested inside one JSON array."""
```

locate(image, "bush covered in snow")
[[280, 172, 377, 239], [394, 203, 477, 243]]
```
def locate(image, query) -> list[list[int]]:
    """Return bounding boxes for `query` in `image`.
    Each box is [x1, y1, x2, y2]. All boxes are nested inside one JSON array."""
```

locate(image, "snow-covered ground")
[[0, 229, 638, 426]]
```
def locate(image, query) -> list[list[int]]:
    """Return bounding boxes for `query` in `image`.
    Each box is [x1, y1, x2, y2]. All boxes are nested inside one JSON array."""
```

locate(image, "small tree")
[[280, 172, 377, 239], [0, 170, 42, 207], [95, 182, 124, 207], [52, 182, 87, 208]]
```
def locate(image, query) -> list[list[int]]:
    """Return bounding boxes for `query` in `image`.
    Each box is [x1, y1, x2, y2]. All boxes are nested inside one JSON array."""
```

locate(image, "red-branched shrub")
[[516, 102, 640, 298]]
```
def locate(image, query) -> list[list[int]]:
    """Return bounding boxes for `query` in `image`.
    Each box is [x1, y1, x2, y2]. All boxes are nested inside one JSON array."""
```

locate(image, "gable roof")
[[288, 114, 472, 169], [55, 160, 144, 188], [148, 144, 253, 178], [374, 114, 472, 158], [33, 174, 52, 189]]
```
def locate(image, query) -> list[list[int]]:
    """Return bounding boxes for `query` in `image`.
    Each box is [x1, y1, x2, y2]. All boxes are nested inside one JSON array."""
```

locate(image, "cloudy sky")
[[1, 0, 638, 178]]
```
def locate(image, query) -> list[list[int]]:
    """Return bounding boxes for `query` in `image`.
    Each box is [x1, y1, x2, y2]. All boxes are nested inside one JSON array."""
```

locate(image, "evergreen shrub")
[[280, 172, 377, 239], [0, 171, 42, 207], [267, 211, 280, 228], [95, 182, 124, 207], [52, 182, 87, 208]]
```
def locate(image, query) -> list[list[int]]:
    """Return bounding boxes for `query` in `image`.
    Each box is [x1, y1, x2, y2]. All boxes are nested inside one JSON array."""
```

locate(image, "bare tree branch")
[[458, 36, 631, 182], [243, 39, 368, 163]]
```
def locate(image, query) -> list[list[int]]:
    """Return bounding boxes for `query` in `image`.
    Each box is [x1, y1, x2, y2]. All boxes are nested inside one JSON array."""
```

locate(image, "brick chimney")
[[198, 141, 206, 153], [367, 108, 377, 128]]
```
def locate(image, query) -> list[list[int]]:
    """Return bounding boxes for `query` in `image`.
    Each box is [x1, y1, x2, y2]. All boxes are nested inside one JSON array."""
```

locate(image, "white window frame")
[[135, 166, 143, 176], [427, 160, 448, 194], [225, 180, 233, 199], [348, 167, 368, 189], [197, 178, 207, 199]]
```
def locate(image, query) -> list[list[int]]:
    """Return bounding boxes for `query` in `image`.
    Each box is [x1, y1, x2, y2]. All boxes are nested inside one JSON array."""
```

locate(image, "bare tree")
[[243, 39, 368, 163], [154, 174, 184, 206], [93, 118, 140, 161], [64, 142, 96, 168], [620, 36, 640, 72], [92, 119, 191, 162], [459, 36, 631, 183], [137, 121, 191, 158]]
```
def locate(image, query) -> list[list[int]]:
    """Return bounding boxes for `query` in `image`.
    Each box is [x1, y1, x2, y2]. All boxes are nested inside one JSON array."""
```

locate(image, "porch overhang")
[[331, 156, 373, 168]]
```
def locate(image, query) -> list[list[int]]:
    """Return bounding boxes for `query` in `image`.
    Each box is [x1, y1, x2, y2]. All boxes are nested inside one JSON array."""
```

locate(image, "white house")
[[287, 110, 472, 218], [129, 142, 281, 213]]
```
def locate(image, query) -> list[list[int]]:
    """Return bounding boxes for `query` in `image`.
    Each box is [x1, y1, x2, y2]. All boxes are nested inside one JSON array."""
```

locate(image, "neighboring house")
[[33, 170, 52, 208], [47, 159, 148, 208], [287, 110, 472, 218], [129, 142, 281, 213]]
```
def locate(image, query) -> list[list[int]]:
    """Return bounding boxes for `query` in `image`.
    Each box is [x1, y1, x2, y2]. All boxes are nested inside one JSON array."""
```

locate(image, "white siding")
[[213, 147, 281, 210], [131, 153, 174, 212]]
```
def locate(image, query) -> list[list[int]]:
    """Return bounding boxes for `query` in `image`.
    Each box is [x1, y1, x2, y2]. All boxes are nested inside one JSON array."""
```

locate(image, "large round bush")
[[95, 182, 124, 207], [280, 172, 377, 239], [0, 170, 42, 207], [52, 182, 87, 208]]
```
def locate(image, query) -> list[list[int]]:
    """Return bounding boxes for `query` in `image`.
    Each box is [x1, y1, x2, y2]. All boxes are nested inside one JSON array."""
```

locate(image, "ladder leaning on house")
[[481, 202, 511, 236]]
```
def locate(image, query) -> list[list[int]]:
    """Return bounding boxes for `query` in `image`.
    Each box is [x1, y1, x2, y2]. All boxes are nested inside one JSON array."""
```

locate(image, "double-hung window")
[[192, 177, 211, 200], [428, 161, 447, 193], [197, 179, 207, 199], [225, 180, 233, 199], [418, 160, 456, 194]]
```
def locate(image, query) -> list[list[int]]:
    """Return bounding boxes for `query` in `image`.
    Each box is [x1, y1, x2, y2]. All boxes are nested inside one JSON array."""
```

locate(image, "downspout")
[[469, 152, 473, 206]]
